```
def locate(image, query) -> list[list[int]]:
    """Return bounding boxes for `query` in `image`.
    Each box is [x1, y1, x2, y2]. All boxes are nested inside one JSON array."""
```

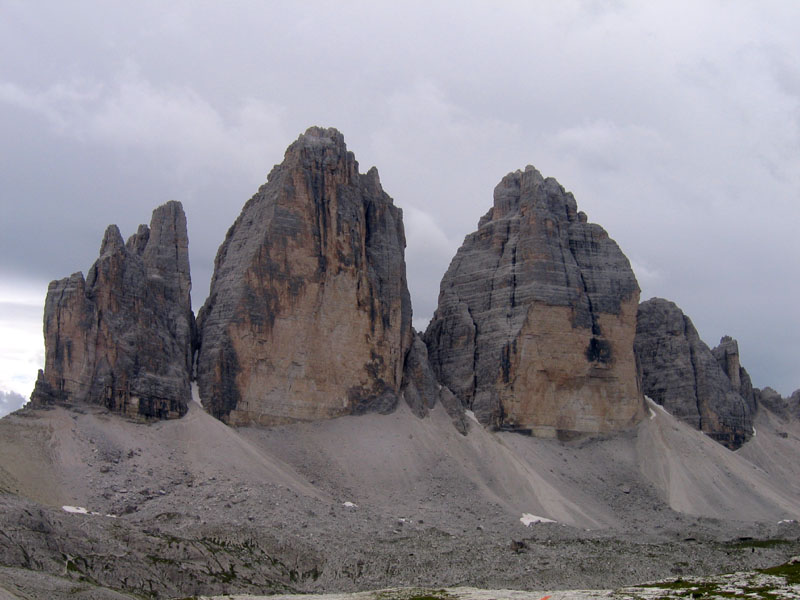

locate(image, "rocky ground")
[[1, 391, 800, 599]]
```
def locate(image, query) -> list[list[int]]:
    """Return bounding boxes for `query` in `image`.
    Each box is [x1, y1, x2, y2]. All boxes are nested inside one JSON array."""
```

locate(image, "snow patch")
[[645, 396, 671, 416], [465, 410, 480, 423], [62, 506, 116, 518], [62, 505, 89, 514], [191, 382, 203, 406], [342, 501, 357, 508], [520, 513, 556, 526]]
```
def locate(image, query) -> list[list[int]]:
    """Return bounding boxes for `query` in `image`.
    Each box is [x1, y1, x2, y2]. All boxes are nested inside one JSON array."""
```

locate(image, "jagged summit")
[[634, 298, 756, 449], [424, 165, 644, 436], [30, 200, 194, 420], [99, 224, 125, 255], [481, 165, 581, 224], [196, 127, 413, 425], [23, 128, 792, 453], [11, 126, 800, 599], [263, 126, 374, 187]]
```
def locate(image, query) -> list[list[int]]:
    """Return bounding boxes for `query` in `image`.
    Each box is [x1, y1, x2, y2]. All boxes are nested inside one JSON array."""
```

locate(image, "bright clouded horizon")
[[1, 2, 798, 413]]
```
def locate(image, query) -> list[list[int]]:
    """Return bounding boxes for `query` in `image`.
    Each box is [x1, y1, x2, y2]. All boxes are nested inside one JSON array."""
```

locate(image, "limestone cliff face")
[[634, 298, 753, 449], [196, 127, 413, 425], [712, 335, 757, 415], [31, 201, 194, 420], [424, 166, 644, 437]]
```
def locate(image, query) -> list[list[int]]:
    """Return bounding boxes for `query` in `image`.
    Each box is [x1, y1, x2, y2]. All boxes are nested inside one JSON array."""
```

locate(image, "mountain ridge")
[[5, 125, 799, 598], [23, 126, 797, 445]]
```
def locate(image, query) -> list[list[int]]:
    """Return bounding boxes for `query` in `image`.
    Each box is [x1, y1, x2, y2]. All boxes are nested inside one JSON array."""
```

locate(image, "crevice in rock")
[[465, 302, 479, 411], [566, 230, 600, 336], [684, 315, 703, 431]]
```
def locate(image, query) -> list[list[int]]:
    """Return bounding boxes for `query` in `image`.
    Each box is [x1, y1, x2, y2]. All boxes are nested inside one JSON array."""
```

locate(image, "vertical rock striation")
[[712, 335, 756, 415], [634, 298, 753, 449], [424, 166, 644, 437], [196, 127, 413, 425], [31, 201, 194, 419]]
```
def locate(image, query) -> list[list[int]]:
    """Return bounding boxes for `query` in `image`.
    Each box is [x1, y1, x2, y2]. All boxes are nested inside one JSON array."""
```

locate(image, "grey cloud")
[[0, 390, 27, 418], [1, 1, 798, 396]]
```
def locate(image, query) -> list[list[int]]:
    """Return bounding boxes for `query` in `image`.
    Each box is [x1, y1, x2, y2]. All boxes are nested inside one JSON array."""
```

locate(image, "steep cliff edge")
[[424, 166, 644, 437], [30, 201, 194, 420], [634, 298, 753, 449], [196, 127, 413, 425], [712, 335, 757, 414]]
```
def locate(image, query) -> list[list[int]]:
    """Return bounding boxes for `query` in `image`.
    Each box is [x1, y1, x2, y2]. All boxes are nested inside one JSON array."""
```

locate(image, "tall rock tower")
[[196, 127, 413, 425], [424, 166, 644, 437], [31, 201, 194, 419]]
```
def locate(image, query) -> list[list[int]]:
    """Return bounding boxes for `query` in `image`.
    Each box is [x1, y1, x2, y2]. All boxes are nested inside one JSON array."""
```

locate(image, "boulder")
[[30, 201, 194, 420], [634, 298, 753, 449], [424, 166, 644, 437], [196, 127, 413, 425]]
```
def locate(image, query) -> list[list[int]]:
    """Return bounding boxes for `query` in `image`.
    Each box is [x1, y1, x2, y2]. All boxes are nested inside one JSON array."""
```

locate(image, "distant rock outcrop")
[[790, 390, 800, 418], [634, 298, 753, 449], [401, 332, 468, 434], [196, 127, 413, 425], [424, 166, 644, 437], [756, 387, 800, 420], [31, 201, 194, 420]]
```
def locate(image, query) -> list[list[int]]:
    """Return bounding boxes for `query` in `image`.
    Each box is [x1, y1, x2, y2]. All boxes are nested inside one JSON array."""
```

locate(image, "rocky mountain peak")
[[266, 126, 359, 186], [425, 166, 644, 436], [30, 201, 194, 420], [142, 200, 192, 302], [126, 223, 150, 255], [196, 128, 412, 426], [484, 166, 579, 225], [99, 224, 125, 256]]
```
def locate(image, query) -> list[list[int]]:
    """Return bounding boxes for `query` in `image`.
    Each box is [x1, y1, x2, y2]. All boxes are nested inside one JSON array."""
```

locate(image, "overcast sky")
[[1, 1, 798, 415]]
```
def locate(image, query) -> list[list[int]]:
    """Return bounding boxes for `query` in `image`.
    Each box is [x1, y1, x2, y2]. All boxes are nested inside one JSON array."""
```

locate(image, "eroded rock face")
[[756, 387, 800, 420], [30, 201, 194, 420], [712, 335, 757, 415], [424, 166, 644, 437], [634, 298, 753, 449], [196, 127, 412, 425], [401, 332, 468, 434]]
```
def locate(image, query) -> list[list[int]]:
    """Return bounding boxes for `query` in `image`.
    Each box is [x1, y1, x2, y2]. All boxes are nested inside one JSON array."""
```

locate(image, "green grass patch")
[[375, 588, 453, 600], [758, 559, 800, 585]]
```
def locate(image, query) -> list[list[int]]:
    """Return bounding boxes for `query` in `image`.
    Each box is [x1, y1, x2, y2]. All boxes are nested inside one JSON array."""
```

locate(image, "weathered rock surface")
[[401, 332, 469, 434], [424, 166, 644, 437], [30, 201, 194, 420], [634, 298, 753, 449], [712, 335, 757, 415], [756, 387, 800, 420], [196, 127, 413, 425]]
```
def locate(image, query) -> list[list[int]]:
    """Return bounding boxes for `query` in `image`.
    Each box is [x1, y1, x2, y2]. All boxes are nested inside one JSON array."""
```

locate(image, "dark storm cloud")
[[1, 1, 798, 395]]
